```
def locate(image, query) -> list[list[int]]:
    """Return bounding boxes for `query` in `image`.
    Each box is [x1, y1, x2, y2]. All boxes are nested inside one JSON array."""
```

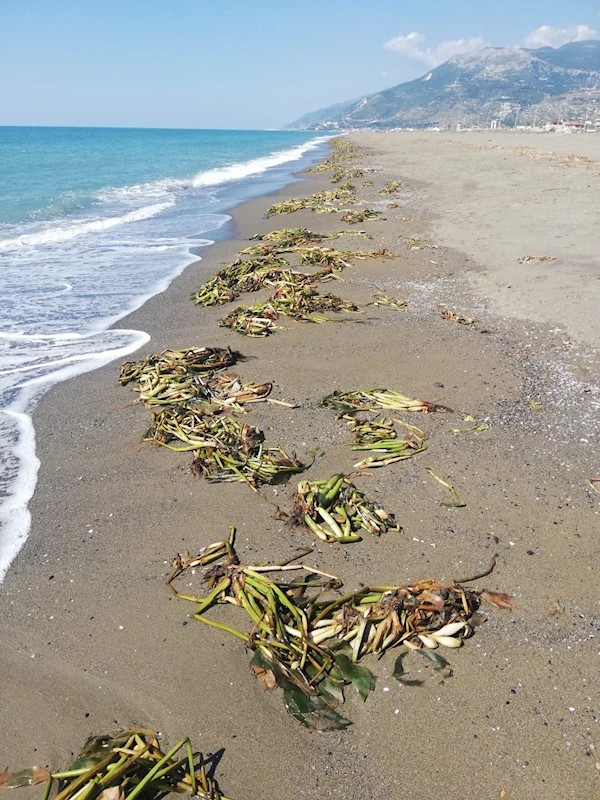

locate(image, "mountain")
[[282, 97, 364, 130], [285, 40, 600, 129]]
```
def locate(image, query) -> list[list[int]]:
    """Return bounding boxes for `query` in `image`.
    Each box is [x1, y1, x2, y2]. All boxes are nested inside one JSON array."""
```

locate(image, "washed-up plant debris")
[[321, 388, 449, 415], [220, 280, 361, 337], [120, 347, 303, 489], [191, 255, 291, 306], [192, 235, 393, 308], [452, 415, 489, 434], [220, 302, 280, 337], [362, 180, 374, 187], [168, 531, 511, 730], [379, 181, 402, 194], [518, 255, 556, 263], [331, 168, 365, 183], [441, 308, 475, 326], [305, 137, 364, 175], [426, 468, 466, 507], [345, 416, 427, 469], [368, 293, 407, 311], [119, 347, 240, 405], [119, 347, 291, 414], [292, 473, 401, 542], [266, 188, 356, 217], [0, 728, 230, 800], [144, 409, 304, 486], [339, 209, 382, 224], [120, 347, 237, 386], [588, 477, 600, 495]]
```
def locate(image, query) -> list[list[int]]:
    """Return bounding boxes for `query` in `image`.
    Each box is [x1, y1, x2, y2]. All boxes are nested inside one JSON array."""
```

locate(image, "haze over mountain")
[[285, 40, 600, 129]]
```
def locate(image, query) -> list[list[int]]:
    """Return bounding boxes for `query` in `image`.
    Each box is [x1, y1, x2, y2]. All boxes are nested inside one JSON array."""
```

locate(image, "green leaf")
[[283, 688, 351, 731], [334, 654, 376, 701], [316, 676, 345, 707], [391, 652, 425, 687]]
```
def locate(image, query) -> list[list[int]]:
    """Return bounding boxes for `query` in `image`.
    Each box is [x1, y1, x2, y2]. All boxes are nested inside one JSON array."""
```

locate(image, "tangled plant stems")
[[320, 388, 450, 414], [345, 416, 427, 469], [0, 729, 230, 800], [292, 473, 402, 542], [120, 347, 304, 488], [168, 531, 512, 731]]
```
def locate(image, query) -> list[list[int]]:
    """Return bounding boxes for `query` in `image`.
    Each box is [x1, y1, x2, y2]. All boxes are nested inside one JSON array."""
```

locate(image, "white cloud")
[[383, 32, 487, 68], [523, 24, 598, 48]]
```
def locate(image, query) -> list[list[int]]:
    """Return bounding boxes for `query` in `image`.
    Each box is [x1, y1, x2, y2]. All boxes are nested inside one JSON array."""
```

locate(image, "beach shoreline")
[[2, 136, 599, 800]]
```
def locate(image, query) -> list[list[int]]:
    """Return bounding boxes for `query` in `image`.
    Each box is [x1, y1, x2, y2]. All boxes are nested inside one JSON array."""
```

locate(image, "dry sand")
[[1, 134, 600, 800], [354, 129, 600, 351]]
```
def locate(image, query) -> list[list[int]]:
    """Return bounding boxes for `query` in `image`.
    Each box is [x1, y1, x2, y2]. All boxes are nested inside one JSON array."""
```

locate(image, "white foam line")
[[0, 332, 83, 341], [0, 329, 151, 583], [0, 200, 175, 250], [0, 409, 38, 583], [191, 136, 332, 188], [0, 351, 125, 378]]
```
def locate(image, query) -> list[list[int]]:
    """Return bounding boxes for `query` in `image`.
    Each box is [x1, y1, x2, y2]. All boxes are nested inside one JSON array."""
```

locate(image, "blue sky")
[[1, 0, 598, 129]]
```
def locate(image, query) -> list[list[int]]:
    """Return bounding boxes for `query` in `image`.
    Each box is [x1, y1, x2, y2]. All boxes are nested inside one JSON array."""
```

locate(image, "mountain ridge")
[[284, 40, 600, 129]]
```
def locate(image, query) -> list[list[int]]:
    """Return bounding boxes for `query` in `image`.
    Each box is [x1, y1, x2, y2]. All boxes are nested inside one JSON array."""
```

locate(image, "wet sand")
[[1, 135, 599, 800]]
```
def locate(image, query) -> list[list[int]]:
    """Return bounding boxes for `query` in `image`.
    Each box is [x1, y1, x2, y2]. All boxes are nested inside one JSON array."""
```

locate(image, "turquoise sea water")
[[0, 126, 330, 579]]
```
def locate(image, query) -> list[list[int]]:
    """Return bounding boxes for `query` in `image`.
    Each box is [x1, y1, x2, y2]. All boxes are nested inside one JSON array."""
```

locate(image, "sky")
[[1, 0, 598, 129]]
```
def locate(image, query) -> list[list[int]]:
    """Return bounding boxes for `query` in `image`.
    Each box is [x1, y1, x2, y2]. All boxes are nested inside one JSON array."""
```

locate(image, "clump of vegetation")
[[119, 347, 239, 405], [345, 416, 427, 469], [293, 473, 401, 542], [320, 388, 450, 414], [331, 167, 365, 183], [379, 181, 402, 194], [191, 255, 289, 306], [368, 292, 407, 310], [339, 209, 382, 224], [169, 531, 512, 730], [145, 408, 303, 485], [266, 187, 356, 217], [219, 302, 280, 337], [0, 728, 231, 800], [441, 308, 475, 325]]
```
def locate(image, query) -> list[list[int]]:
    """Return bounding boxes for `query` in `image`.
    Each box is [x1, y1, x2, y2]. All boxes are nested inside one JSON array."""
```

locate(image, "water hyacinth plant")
[[168, 532, 512, 731], [339, 209, 382, 224], [142, 408, 304, 486], [344, 416, 427, 469], [320, 388, 450, 414], [379, 181, 403, 194], [292, 473, 402, 542], [0, 729, 230, 800]]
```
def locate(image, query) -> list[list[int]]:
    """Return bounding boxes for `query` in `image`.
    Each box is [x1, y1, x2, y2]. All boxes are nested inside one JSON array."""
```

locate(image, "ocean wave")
[[191, 136, 331, 187], [0, 200, 175, 250], [92, 136, 331, 205]]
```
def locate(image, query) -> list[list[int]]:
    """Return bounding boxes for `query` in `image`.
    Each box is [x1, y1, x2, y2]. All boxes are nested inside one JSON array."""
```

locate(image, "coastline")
[[0, 134, 332, 582], [2, 137, 599, 799]]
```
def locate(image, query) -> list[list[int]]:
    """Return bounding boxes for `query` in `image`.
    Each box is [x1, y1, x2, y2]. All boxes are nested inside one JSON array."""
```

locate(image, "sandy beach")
[[2, 132, 600, 800]]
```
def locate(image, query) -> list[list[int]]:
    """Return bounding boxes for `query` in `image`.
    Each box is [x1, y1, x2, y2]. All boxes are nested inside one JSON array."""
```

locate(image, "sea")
[[0, 126, 331, 580]]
